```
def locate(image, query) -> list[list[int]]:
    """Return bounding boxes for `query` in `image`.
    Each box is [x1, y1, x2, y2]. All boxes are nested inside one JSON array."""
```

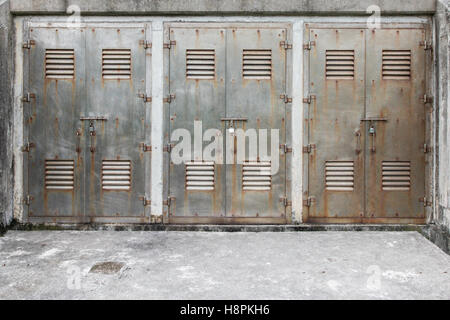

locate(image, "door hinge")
[[303, 41, 316, 50], [23, 195, 34, 206], [139, 196, 151, 207], [419, 197, 432, 207], [280, 41, 292, 49], [423, 143, 432, 154], [420, 41, 432, 51], [303, 144, 316, 154], [164, 143, 174, 153], [22, 93, 36, 103], [22, 142, 35, 152], [22, 40, 35, 49], [163, 40, 176, 49], [280, 144, 292, 154], [141, 143, 152, 152], [303, 95, 316, 104], [139, 40, 152, 49], [303, 196, 316, 207], [280, 197, 292, 208], [164, 94, 176, 103], [422, 94, 433, 104], [164, 196, 176, 207], [138, 93, 152, 103], [280, 94, 292, 104]]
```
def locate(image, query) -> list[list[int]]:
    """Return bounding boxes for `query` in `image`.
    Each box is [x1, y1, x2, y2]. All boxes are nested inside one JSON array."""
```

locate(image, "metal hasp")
[[138, 93, 152, 102], [164, 94, 176, 103], [22, 93, 36, 103], [139, 197, 151, 207], [22, 40, 35, 49], [139, 40, 152, 49], [167, 24, 289, 224], [304, 26, 427, 224]]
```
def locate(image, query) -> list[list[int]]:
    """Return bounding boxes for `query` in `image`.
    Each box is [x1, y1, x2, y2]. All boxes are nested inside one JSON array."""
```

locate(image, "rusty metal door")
[[225, 27, 287, 222], [84, 27, 151, 223], [306, 28, 366, 223], [365, 28, 426, 223], [25, 27, 85, 222], [168, 27, 227, 222]]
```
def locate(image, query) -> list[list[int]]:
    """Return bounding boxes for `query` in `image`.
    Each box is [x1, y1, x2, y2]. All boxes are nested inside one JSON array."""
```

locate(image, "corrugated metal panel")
[[102, 160, 132, 191], [325, 161, 355, 191], [242, 161, 272, 191], [185, 161, 215, 191], [186, 49, 215, 80], [326, 50, 355, 80], [382, 50, 411, 80], [243, 49, 272, 80], [45, 49, 75, 79], [102, 49, 132, 80], [382, 161, 411, 191], [45, 160, 74, 190]]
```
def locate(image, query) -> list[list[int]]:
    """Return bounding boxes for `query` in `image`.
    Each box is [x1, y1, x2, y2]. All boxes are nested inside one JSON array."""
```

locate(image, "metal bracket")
[[303, 196, 316, 207], [423, 143, 432, 154], [80, 116, 108, 121], [163, 196, 176, 207], [23, 195, 34, 206], [22, 142, 35, 153], [303, 41, 316, 50], [139, 40, 152, 49], [164, 94, 176, 103], [139, 196, 151, 207], [280, 41, 292, 50], [22, 93, 36, 103], [280, 197, 292, 208], [138, 93, 152, 102], [303, 95, 316, 104], [422, 94, 433, 104], [142, 143, 152, 152], [22, 40, 35, 49], [303, 144, 316, 154], [280, 144, 292, 154], [163, 41, 176, 49], [280, 94, 292, 104], [420, 41, 432, 51], [164, 143, 174, 153], [419, 197, 432, 207]]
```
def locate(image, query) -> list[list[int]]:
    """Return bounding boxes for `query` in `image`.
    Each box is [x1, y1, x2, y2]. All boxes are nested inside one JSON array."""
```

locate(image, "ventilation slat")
[[186, 49, 215, 80], [383, 50, 411, 80], [102, 49, 131, 80], [45, 49, 75, 80], [102, 160, 131, 191], [382, 161, 411, 191], [326, 161, 354, 191], [242, 162, 272, 191], [326, 50, 354, 80], [185, 162, 215, 191], [243, 49, 272, 80], [45, 160, 74, 190]]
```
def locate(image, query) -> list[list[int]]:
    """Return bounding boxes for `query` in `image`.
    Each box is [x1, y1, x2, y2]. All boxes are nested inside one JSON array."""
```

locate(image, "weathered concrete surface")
[[10, 0, 436, 15], [0, 231, 449, 300], [0, 0, 14, 230]]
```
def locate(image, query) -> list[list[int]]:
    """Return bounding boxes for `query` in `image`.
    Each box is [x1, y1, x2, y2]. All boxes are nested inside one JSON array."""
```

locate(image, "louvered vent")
[[325, 161, 354, 191], [243, 50, 272, 80], [45, 49, 75, 79], [382, 161, 411, 191], [242, 162, 272, 191], [186, 49, 215, 80], [326, 50, 355, 80], [185, 162, 215, 191], [45, 160, 74, 190], [382, 50, 411, 80], [102, 160, 131, 191], [102, 49, 132, 80]]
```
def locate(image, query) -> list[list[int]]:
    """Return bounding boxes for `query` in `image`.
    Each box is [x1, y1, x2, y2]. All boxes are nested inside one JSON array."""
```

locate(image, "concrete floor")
[[0, 231, 449, 300]]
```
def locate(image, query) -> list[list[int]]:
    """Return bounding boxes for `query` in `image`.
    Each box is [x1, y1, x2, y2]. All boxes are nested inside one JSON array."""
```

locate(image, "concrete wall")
[[0, 0, 14, 230]]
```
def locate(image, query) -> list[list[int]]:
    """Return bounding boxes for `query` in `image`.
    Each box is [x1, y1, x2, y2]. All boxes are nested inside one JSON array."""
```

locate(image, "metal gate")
[[24, 24, 152, 223], [166, 24, 290, 224], [304, 25, 429, 224]]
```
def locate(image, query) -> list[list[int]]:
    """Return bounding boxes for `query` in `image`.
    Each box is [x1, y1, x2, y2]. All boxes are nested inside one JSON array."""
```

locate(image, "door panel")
[[168, 27, 227, 220], [307, 28, 365, 222], [225, 28, 287, 220], [27, 28, 85, 221], [365, 28, 426, 221], [84, 27, 149, 221]]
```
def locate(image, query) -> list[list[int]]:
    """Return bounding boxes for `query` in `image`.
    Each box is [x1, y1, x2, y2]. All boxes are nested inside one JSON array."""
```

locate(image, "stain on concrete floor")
[[0, 231, 449, 300]]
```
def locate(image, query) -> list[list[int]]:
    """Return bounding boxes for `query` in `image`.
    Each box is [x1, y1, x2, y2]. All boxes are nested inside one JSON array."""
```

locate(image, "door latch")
[[139, 197, 151, 207], [23, 195, 34, 206], [138, 93, 152, 102], [164, 196, 176, 207], [422, 94, 433, 104], [303, 144, 316, 154], [142, 144, 152, 152], [22, 40, 35, 49], [164, 94, 176, 103], [163, 41, 176, 49], [280, 197, 292, 207], [303, 95, 316, 104], [280, 144, 292, 154], [22, 93, 36, 103], [303, 196, 316, 207], [139, 40, 152, 49], [419, 197, 432, 207], [22, 142, 35, 152], [280, 41, 292, 49], [280, 94, 292, 104]]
